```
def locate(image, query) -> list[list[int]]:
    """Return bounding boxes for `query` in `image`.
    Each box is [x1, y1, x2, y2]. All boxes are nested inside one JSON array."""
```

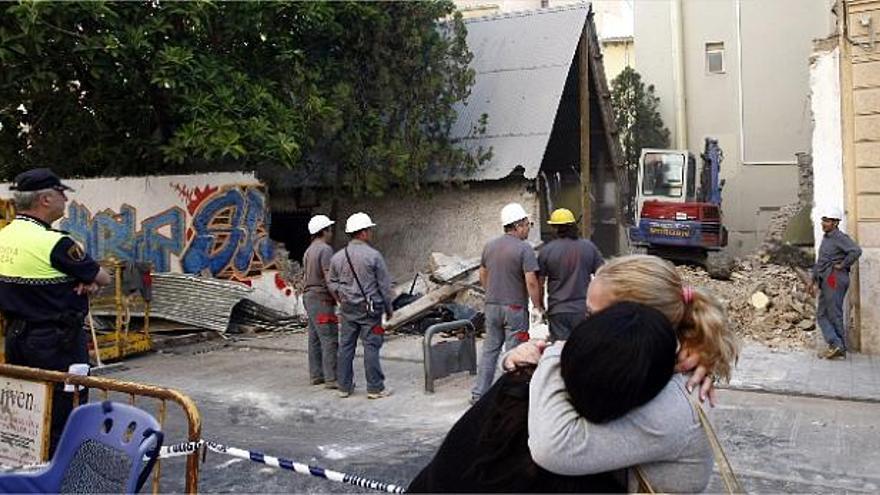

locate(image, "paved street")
[[96, 332, 880, 493]]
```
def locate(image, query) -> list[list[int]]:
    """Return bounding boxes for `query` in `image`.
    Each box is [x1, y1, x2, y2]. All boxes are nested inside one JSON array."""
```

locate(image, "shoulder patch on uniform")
[[67, 242, 86, 262]]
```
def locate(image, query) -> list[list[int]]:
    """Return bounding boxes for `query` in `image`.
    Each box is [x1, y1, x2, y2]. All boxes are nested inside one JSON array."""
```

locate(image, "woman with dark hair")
[[408, 301, 679, 493], [510, 254, 739, 492]]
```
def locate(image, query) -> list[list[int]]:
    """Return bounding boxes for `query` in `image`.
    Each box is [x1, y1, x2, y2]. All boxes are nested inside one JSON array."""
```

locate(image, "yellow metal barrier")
[[0, 364, 202, 493], [89, 260, 153, 363]]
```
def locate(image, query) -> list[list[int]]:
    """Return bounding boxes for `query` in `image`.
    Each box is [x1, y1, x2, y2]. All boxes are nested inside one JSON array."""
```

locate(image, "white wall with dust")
[[810, 47, 847, 243]]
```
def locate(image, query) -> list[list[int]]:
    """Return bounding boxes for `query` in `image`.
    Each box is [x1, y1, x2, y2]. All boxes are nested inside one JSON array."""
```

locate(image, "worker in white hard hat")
[[327, 212, 395, 399], [471, 202, 544, 404], [538, 208, 604, 341], [808, 206, 861, 359], [303, 214, 339, 389]]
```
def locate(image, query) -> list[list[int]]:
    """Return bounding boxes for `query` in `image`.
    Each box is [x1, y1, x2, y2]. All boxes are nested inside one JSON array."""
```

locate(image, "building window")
[[705, 42, 725, 74]]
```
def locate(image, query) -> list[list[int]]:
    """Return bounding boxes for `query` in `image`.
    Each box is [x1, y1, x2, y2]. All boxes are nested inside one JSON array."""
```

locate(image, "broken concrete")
[[678, 258, 817, 350]]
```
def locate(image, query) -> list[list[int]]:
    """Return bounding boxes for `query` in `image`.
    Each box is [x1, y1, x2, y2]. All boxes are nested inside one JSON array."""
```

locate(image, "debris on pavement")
[[677, 255, 817, 350], [386, 252, 484, 334]]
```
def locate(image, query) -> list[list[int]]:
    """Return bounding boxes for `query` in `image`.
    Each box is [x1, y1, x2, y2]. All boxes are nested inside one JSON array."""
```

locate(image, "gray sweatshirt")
[[528, 344, 713, 493]]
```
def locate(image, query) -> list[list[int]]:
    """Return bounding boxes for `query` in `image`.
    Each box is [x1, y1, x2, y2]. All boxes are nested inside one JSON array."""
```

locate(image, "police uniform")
[[327, 239, 394, 396], [0, 169, 101, 455]]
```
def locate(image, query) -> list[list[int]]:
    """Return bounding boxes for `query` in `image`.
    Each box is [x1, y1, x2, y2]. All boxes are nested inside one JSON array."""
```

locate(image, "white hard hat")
[[345, 212, 376, 234], [307, 214, 335, 235], [821, 206, 843, 221], [500, 203, 529, 227]]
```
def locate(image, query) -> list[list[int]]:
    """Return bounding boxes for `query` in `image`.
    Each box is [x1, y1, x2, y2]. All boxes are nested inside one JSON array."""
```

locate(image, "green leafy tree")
[[0, 1, 488, 196], [609, 66, 670, 219]]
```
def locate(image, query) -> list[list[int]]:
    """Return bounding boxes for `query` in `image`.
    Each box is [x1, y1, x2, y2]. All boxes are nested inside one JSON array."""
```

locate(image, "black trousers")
[[5, 320, 90, 458]]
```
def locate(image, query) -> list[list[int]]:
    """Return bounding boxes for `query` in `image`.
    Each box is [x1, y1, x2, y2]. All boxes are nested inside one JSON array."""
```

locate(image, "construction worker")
[[303, 214, 339, 389], [808, 206, 861, 359], [327, 212, 394, 399], [0, 168, 111, 455], [471, 202, 543, 403], [538, 208, 604, 341]]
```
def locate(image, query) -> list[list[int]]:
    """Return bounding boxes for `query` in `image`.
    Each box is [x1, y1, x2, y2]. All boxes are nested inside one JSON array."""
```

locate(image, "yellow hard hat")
[[548, 208, 576, 225]]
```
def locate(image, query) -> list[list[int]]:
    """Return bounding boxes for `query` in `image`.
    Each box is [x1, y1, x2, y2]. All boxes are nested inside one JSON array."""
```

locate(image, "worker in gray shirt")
[[327, 212, 395, 399], [471, 202, 544, 403], [808, 206, 862, 359], [302, 214, 339, 389], [538, 208, 604, 341]]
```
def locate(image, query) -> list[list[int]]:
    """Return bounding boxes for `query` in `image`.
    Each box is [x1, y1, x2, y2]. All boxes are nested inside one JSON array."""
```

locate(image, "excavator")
[[629, 137, 734, 279]]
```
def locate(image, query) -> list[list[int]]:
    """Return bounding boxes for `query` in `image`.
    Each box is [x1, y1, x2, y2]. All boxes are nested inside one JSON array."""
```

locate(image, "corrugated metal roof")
[[444, 3, 591, 181]]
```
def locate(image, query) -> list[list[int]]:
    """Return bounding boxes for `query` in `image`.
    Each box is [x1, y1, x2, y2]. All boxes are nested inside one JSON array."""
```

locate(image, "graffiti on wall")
[[59, 183, 277, 280], [60, 203, 185, 273], [177, 184, 277, 280]]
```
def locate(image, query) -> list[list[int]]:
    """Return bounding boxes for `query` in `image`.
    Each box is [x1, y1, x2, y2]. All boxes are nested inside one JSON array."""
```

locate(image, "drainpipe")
[[670, 0, 688, 149]]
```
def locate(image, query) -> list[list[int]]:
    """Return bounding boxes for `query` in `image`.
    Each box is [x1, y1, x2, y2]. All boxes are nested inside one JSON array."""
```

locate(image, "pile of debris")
[[386, 252, 485, 335], [677, 256, 817, 350]]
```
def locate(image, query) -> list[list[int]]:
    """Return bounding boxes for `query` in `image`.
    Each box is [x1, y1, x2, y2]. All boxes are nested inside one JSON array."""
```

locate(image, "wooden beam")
[[385, 272, 479, 331], [578, 23, 591, 236]]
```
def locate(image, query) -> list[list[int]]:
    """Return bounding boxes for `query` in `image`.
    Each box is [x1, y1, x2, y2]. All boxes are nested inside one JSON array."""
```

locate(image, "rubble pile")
[[677, 256, 817, 350]]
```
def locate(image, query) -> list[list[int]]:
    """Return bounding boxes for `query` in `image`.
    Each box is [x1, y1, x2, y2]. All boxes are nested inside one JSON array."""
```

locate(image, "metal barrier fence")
[[0, 364, 202, 493], [423, 320, 477, 393]]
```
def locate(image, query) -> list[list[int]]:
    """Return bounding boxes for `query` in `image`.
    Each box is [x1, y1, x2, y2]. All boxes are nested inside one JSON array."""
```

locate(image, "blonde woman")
[[505, 254, 739, 493]]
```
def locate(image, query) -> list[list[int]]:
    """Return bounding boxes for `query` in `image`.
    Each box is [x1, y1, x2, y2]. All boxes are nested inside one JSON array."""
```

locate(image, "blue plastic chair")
[[0, 401, 164, 494]]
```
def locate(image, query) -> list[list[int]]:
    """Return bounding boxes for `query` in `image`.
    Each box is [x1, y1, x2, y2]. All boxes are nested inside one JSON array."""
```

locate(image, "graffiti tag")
[[181, 186, 276, 278], [60, 203, 186, 272]]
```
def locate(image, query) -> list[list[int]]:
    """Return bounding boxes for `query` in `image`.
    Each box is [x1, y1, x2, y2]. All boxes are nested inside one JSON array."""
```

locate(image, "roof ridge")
[[462, 2, 591, 25]]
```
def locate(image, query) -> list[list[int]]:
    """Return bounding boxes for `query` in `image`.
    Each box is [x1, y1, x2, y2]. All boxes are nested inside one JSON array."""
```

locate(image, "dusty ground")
[[92, 333, 880, 493], [678, 259, 818, 351]]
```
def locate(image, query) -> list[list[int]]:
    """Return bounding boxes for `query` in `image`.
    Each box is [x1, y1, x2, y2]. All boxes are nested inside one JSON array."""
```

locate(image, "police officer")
[[471, 203, 543, 404], [303, 214, 339, 389], [808, 206, 862, 359], [0, 168, 111, 455], [538, 208, 604, 341], [327, 212, 394, 399]]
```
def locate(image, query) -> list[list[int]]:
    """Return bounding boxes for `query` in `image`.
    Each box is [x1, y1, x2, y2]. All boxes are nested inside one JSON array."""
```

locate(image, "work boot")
[[311, 377, 325, 386], [820, 346, 845, 359], [367, 388, 393, 400], [324, 380, 338, 390]]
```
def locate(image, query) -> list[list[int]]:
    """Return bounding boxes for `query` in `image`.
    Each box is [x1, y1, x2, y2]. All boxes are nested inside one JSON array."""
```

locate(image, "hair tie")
[[681, 286, 695, 305]]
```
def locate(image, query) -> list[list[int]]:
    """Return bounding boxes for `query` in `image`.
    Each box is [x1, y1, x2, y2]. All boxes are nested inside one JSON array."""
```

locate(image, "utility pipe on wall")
[[670, 0, 688, 149]]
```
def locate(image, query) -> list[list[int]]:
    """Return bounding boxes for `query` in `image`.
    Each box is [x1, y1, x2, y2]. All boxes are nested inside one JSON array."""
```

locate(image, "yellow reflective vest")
[[0, 217, 67, 280]]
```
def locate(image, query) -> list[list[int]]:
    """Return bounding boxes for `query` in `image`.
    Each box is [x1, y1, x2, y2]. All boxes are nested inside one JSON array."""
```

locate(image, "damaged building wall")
[[810, 46, 847, 240], [0, 172, 296, 316], [634, 0, 834, 255], [840, 0, 880, 354], [273, 180, 539, 283]]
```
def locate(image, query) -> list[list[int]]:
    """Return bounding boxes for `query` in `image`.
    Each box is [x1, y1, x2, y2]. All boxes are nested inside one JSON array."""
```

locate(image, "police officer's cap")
[[9, 168, 74, 192]]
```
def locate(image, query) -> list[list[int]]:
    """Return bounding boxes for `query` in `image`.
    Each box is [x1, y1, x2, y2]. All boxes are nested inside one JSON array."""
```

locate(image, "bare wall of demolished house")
[[273, 179, 539, 283]]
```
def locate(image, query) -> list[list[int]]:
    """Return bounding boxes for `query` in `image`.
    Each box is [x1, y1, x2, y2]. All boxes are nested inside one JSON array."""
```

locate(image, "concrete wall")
[[634, 0, 834, 254], [0, 172, 296, 315], [273, 180, 540, 283]]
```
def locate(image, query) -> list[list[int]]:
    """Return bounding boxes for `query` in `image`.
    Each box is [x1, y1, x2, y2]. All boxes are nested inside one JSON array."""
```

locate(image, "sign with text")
[[0, 377, 52, 465]]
